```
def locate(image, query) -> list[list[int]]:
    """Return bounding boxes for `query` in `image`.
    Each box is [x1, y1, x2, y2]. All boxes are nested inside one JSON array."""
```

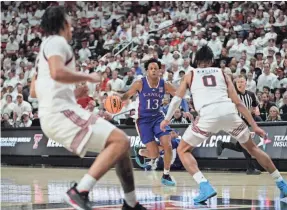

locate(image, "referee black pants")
[[221, 141, 256, 170]]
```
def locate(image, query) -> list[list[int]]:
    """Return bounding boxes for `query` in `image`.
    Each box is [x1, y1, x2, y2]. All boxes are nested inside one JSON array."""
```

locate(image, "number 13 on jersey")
[[146, 99, 159, 110]]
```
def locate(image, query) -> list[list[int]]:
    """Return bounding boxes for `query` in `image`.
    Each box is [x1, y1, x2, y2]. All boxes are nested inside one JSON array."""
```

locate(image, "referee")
[[217, 75, 262, 175]]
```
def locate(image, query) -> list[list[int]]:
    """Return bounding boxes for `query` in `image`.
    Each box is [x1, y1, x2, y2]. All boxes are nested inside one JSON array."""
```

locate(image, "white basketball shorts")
[[182, 102, 250, 147], [40, 107, 116, 157]]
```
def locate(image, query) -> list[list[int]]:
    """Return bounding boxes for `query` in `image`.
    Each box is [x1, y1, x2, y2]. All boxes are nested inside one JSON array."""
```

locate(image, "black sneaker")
[[161, 174, 176, 186], [122, 200, 147, 210], [246, 169, 261, 175], [216, 140, 224, 156], [63, 183, 93, 210]]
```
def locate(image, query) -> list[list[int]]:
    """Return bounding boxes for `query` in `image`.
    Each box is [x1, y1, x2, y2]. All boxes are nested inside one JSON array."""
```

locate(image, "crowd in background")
[[1, 1, 287, 128]]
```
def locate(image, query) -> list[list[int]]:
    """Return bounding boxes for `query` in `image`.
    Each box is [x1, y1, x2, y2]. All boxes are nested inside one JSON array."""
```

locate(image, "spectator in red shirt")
[[76, 84, 93, 108], [170, 36, 181, 47], [100, 72, 110, 91], [77, 96, 93, 108]]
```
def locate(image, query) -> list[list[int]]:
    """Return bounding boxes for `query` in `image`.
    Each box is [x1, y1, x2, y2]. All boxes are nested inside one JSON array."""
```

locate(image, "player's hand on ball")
[[253, 126, 266, 138], [160, 120, 170, 132], [88, 72, 102, 83]]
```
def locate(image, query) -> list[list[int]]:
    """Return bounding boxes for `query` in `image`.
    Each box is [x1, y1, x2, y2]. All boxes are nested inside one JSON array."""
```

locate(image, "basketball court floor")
[[1, 167, 287, 210]]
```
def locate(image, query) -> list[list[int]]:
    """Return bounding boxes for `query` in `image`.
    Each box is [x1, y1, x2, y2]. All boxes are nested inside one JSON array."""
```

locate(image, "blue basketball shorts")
[[135, 115, 171, 145]]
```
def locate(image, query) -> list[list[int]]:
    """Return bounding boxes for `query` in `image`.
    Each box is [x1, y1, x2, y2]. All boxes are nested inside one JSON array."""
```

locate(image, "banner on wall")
[[1, 124, 287, 159]]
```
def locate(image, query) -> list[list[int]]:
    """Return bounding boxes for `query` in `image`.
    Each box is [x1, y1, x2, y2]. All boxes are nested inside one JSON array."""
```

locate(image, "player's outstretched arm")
[[48, 56, 101, 84], [165, 80, 191, 118], [224, 73, 266, 137], [160, 73, 190, 131], [120, 80, 142, 102]]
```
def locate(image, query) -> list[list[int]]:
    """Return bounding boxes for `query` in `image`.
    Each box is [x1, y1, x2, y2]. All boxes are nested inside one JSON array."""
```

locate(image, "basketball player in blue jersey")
[[121, 58, 190, 186]]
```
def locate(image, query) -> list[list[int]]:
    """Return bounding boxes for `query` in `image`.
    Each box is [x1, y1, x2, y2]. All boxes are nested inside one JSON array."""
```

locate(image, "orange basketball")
[[104, 95, 123, 114]]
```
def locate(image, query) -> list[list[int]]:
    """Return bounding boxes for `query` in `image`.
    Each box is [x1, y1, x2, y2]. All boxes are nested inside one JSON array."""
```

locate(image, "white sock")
[[270, 170, 283, 182], [77, 174, 97, 192], [193, 171, 208, 184], [124, 190, 137, 207], [163, 169, 170, 175]]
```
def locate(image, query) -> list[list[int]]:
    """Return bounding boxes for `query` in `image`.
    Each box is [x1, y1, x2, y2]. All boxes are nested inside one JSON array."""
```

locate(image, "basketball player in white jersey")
[[160, 46, 287, 203], [31, 6, 146, 210]]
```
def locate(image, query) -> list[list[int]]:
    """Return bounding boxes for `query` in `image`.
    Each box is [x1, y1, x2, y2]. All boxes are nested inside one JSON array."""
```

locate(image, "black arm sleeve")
[[250, 91, 258, 107]]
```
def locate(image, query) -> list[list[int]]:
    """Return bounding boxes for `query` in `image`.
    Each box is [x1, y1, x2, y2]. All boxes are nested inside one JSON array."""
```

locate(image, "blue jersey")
[[137, 77, 165, 120]]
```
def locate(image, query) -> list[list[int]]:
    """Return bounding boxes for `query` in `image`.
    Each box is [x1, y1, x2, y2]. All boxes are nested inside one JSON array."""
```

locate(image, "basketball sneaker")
[[63, 183, 92, 210], [122, 200, 147, 210], [161, 174, 176, 186], [276, 179, 287, 198], [193, 181, 217, 203], [246, 169, 261, 175], [140, 159, 155, 171]]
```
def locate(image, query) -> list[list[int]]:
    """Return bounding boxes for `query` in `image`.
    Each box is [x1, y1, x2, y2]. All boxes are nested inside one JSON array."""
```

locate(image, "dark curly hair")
[[41, 6, 67, 36], [195, 45, 214, 66], [144, 58, 162, 70]]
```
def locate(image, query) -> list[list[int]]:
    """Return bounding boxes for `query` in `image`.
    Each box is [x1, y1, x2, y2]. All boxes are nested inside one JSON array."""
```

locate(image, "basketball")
[[104, 95, 123, 114]]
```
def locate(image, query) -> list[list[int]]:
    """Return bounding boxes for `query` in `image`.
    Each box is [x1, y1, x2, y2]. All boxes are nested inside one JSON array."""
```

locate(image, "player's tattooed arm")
[[120, 80, 142, 101]]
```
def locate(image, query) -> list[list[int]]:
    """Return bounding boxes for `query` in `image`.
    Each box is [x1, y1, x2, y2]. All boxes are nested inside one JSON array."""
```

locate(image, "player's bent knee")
[[177, 139, 194, 155], [149, 152, 159, 159], [177, 146, 186, 157], [236, 130, 251, 144], [148, 148, 159, 159], [162, 142, 172, 150], [106, 128, 130, 150], [241, 141, 258, 156]]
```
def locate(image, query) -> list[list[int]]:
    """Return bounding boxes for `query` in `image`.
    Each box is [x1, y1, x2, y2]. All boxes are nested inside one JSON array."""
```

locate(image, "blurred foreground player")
[[31, 6, 146, 210], [121, 58, 191, 186], [160, 46, 287, 203]]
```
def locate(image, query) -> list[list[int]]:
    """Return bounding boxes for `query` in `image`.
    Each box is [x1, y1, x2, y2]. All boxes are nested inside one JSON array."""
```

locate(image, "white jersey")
[[35, 35, 77, 117], [190, 67, 232, 112]]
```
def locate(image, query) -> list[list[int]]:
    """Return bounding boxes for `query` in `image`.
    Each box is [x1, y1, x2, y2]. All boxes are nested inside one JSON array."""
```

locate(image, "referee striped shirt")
[[237, 90, 258, 120]]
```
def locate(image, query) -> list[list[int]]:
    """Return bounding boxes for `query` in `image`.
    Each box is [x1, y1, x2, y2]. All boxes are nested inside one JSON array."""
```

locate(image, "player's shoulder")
[[41, 35, 69, 52], [44, 35, 67, 45], [134, 78, 143, 84], [132, 78, 143, 88]]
